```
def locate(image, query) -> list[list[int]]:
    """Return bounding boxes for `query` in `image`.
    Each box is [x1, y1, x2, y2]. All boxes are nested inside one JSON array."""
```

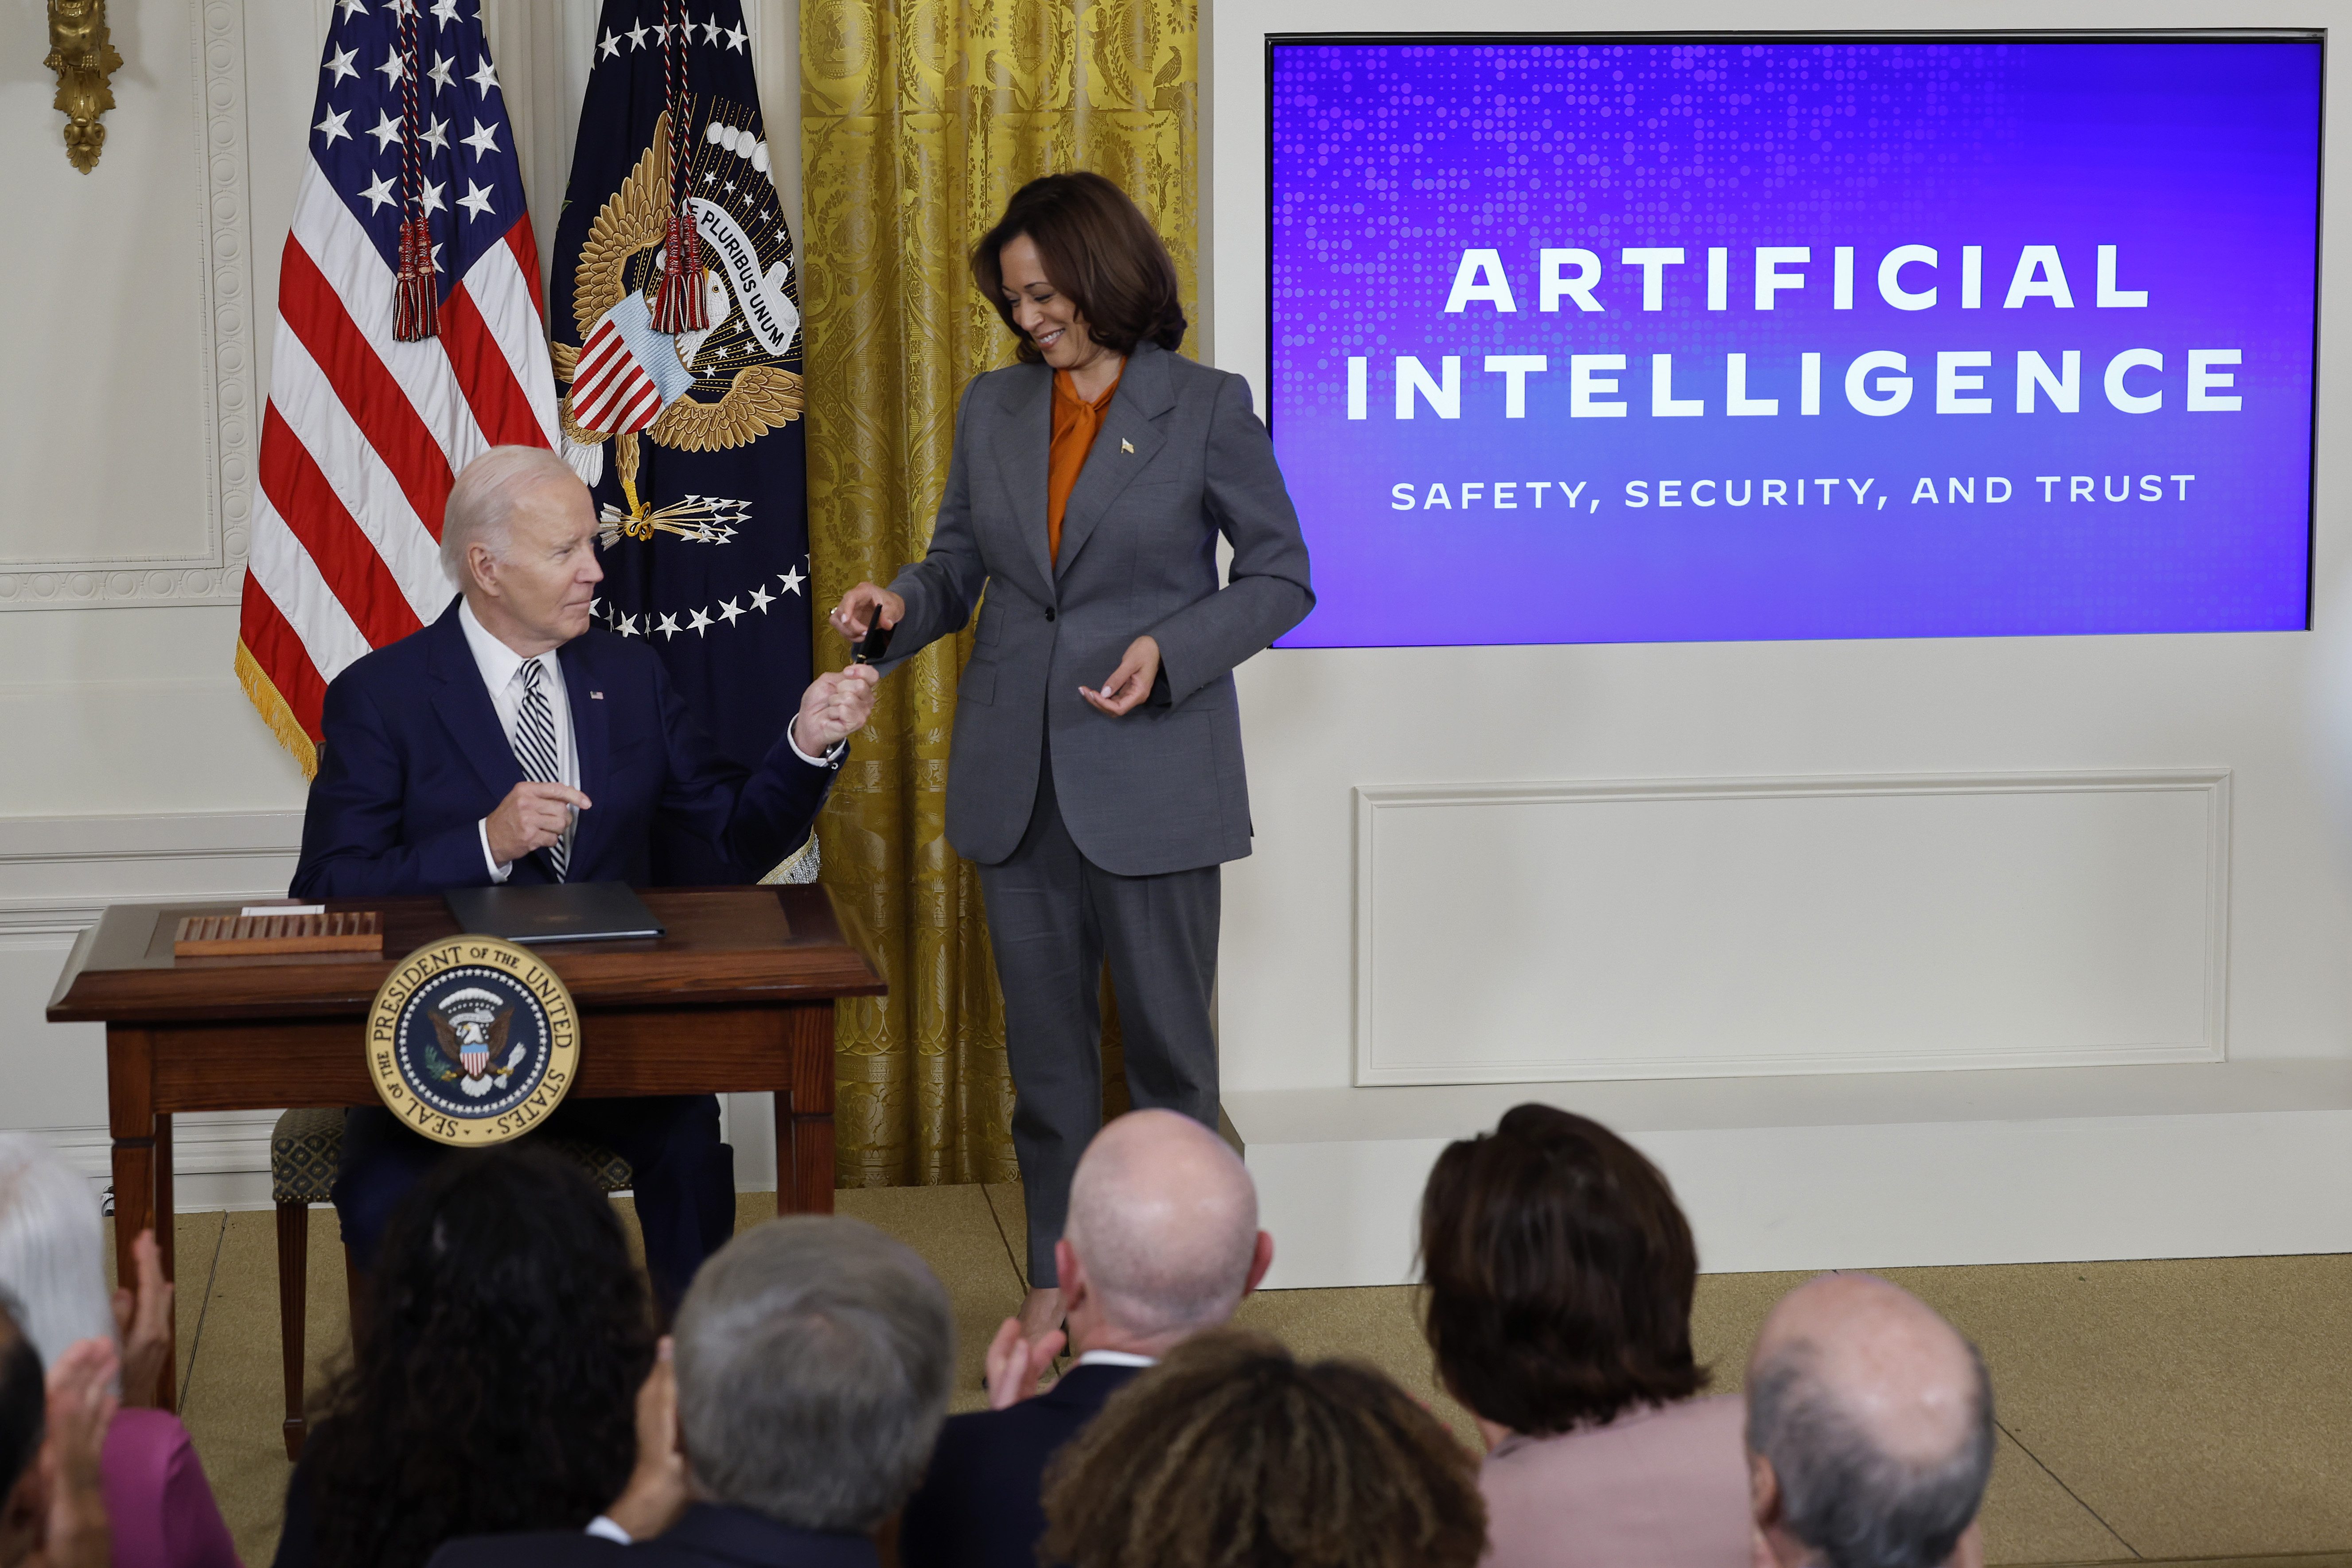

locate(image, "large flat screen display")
[[1266, 35, 2322, 646]]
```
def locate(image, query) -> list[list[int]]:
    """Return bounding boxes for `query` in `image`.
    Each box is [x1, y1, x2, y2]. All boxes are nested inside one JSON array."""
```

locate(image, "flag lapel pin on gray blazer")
[[1121, 439, 1134, 452]]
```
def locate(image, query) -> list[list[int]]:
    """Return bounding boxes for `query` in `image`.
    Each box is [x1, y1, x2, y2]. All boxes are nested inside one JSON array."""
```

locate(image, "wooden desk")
[[47, 885, 884, 1410]]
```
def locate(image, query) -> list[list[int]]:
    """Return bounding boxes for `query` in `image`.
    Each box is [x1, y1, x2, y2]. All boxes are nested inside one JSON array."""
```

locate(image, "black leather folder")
[[443, 882, 667, 944]]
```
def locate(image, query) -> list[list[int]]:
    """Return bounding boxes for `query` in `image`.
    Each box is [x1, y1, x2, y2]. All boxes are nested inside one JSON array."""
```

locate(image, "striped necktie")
[[511, 659, 568, 881]]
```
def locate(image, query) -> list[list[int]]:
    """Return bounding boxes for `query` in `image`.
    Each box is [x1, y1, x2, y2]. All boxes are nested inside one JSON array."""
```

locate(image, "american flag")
[[235, 0, 558, 772]]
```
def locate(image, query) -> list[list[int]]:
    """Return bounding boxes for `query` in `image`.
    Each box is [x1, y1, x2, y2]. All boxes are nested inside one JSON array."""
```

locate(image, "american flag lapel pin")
[[589, 691, 604, 700], [1121, 438, 1135, 453]]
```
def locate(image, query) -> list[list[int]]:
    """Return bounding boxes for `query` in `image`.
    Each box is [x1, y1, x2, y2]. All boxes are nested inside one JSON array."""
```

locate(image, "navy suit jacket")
[[427, 1505, 876, 1568], [896, 1362, 1143, 1568], [292, 599, 836, 897]]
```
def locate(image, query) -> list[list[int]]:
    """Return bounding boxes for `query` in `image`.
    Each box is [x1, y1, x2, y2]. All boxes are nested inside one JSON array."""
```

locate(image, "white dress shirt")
[[1075, 1350, 1157, 1369], [460, 598, 841, 881], [459, 599, 576, 882]]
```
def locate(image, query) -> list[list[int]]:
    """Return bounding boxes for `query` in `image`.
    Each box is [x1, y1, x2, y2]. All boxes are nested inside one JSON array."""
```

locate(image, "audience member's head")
[[1040, 1328, 1486, 1568], [670, 1215, 953, 1534], [1059, 1109, 1272, 1355], [1744, 1274, 1995, 1568], [0, 1138, 117, 1370], [0, 1296, 43, 1568], [1419, 1103, 1704, 1436], [305, 1143, 655, 1568]]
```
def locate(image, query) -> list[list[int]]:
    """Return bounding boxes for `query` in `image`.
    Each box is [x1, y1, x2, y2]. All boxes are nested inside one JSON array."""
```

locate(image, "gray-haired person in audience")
[[1744, 1274, 1994, 1568], [896, 1109, 1274, 1568], [426, 1215, 954, 1568], [0, 1136, 238, 1568]]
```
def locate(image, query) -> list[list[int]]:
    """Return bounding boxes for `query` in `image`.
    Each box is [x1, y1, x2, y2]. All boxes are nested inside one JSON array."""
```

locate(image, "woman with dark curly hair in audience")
[[1420, 1104, 1746, 1568], [1040, 1327, 1484, 1568], [272, 1145, 657, 1568]]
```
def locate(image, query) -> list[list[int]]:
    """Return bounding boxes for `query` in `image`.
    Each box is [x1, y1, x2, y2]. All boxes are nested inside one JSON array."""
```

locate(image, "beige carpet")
[[131, 1191, 2352, 1568]]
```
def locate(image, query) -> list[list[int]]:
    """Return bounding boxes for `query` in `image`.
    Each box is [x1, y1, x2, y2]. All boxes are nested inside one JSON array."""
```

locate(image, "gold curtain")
[[801, 0, 1196, 1186]]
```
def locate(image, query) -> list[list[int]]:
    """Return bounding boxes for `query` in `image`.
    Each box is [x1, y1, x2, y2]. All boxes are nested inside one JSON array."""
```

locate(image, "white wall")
[[1207, 0, 2352, 1277], [0, 0, 803, 1199], [1211, 0, 2352, 1091]]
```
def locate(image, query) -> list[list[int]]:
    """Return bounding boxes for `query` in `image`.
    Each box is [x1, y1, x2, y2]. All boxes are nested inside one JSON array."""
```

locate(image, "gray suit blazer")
[[883, 341, 1313, 876]]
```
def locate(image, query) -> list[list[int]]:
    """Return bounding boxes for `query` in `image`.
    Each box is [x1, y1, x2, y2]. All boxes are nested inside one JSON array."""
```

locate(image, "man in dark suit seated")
[[428, 1216, 953, 1568], [290, 446, 879, 1308], [896, 1110, 1274, 1568]]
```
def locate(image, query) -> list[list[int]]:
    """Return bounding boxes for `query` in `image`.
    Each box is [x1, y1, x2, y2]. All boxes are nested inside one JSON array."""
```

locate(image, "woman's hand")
[[1080, 636, 1161, 717], [605, 1338, 689, 1543], [829, 583, 905, 642], [110, 1228, 172, 1409], [31, 1338, 118, 1568]]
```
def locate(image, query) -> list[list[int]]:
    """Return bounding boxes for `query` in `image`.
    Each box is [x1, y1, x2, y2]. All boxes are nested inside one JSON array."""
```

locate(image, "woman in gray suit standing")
[[832, 172, 1312, 1343]]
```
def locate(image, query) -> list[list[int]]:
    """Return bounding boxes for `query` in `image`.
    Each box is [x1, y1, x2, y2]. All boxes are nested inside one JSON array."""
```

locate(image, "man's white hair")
[[1063, 1109, 1259, 1340], [0, 1136, 115, 1370], [439, 445, 585, 586]]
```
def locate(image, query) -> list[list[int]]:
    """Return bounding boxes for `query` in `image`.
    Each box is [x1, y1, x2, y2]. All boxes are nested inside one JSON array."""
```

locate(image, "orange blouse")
[[1047, 366, 1122, 564]]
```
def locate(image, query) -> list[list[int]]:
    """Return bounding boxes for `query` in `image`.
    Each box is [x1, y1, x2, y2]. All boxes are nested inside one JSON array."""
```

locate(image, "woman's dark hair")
[[304, 1144, 655, 1568], [0, 1295, 42, 1500], [1419, 1103, 1706, 1436], [1040, 1328, 1485, 1568], [971, 171, 1186, 362]]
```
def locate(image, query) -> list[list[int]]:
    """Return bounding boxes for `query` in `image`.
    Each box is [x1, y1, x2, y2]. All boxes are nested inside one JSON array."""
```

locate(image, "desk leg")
[[776, 1002, 835, 1216], [106, 1027, 174, 1411]]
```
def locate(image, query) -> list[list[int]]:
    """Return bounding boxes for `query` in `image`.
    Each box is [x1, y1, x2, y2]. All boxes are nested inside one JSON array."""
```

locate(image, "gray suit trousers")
[[978, 739, 1220, 1287]]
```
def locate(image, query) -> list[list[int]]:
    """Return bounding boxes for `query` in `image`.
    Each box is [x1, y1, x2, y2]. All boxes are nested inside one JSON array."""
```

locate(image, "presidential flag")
[[548, 0, 811, 880], [235, 0, 558, 772]]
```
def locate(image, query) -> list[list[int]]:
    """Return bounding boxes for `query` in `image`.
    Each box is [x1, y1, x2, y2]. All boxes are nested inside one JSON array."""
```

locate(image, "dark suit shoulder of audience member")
[[430, 1504, 875, 1568], [1420, 1104, 1748, 1568], [427, 1216, 952, 1568], [898, 1363, 1141, 1568], [1042, 1329, 1484, 1568], [275, 1144, 654, 1568]]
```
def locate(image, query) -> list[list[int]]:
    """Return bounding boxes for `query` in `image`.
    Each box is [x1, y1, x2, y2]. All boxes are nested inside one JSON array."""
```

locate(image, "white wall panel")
[[1206, 0, 2352, 1267], [1232, 1063, 2352, 1288], [1355, 771, 2229, 1083]]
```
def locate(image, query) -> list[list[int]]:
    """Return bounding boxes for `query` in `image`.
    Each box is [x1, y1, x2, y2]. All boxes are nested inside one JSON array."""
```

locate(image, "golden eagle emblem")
[[426, 990, 524, 1098], [553, 109, 804, 526]]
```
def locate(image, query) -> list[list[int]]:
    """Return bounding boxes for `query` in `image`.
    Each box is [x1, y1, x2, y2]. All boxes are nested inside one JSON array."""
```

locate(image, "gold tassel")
[[234, 639, 319, 778]]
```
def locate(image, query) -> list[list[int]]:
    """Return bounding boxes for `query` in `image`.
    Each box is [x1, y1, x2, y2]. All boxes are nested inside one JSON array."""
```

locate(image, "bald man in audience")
[[896, 1109, 1274, 1568], [1744, 1275, 1994, 1568]]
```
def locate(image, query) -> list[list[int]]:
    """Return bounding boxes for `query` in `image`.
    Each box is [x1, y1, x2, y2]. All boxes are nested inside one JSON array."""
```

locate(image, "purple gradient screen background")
[[1266, 39, 2321, 646]]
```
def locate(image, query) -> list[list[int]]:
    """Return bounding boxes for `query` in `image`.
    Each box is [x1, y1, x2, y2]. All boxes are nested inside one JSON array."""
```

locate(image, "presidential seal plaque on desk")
[[367, 937, 580, 1145]]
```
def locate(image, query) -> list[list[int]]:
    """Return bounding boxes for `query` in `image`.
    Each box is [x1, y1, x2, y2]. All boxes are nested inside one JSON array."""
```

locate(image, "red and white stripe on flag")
[[235, 0, 558, 774], [570, 316, 665, 434]]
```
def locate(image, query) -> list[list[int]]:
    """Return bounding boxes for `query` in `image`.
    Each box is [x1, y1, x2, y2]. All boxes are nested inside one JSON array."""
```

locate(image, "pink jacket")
[[101, 1408, 242, 1568], [1480, 1394, 1750, 1568]]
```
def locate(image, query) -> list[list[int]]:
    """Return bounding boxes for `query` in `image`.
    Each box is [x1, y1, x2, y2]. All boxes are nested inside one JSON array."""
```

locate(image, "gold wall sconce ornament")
[[45, 0, 123, 174]]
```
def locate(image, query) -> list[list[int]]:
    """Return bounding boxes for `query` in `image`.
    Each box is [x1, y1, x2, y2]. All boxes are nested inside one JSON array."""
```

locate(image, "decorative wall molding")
[[0, 0, 255, 611], [1, 813, 304, 1194], [1352, 769, 2234, 1086], [42, 1113, 285, 1181], [0, 812, 299, 947], [0, 0, 795, 614]]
